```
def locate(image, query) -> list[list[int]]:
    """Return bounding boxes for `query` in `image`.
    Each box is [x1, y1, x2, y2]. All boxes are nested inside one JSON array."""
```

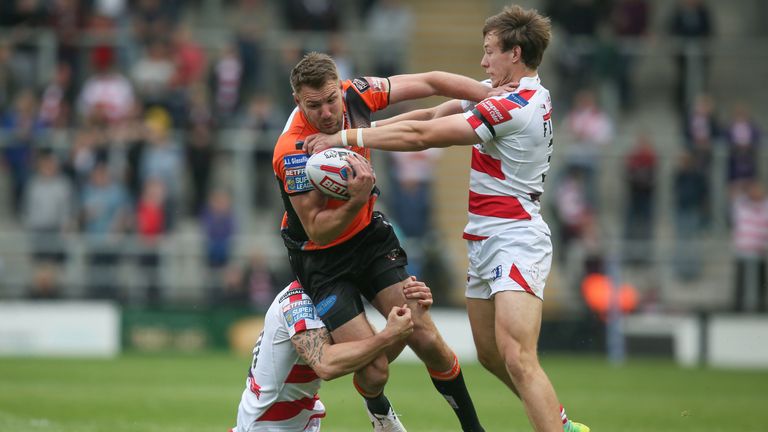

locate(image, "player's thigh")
[[467, 298, 499, 362], [493, 290, 543, 353]]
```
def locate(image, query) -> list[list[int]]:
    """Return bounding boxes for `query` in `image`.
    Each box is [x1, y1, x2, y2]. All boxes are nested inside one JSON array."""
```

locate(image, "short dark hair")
[[290, 52, 339, 93], [483, 5, 552, 69]]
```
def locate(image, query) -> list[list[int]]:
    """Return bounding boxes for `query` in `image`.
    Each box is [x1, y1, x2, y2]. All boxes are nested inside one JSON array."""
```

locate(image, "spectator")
[[725, 103, 761, 192], [39, 62, 75, 128], [554, 166, 594, 265], [240, 94, 284, 210], [77, 46, 136, 124], [668, 0, 714, 110], [730, 180, 768, 312], [387, 148, 442, 278], [673, 150, 709, 281], [226, 0, 271, 97], [184, 84, 215, 215], [202, 189, 236, 270], [27, 263, 63, 300], [140, 107, 182, 228], [0, 39, 19, 110], [81, 162, 130, 300], [365, 0, 413, 77], [562, 88, 614, 207], [546, 0, 608, 106], [131, 38, 176, 108], [609, 0, 650, 110], [23, 151, 74, 265], [135, 178, 167, 305], [209, 43, 243, 125], [283, 0, 340, 32], [684, 93, 720, 171], [623, 133, 657, 265], [2, 89, 46, 216]]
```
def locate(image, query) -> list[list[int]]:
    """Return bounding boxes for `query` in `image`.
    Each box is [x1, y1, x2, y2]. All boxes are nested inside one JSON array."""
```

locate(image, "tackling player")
[[230, 277, 432, 432], [274, 53, 504, 432], [304, 5, 590, 432]]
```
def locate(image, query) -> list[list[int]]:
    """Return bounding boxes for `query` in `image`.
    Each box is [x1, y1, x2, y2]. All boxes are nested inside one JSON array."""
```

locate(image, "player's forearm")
[[343, 121, 443, 152], [316, 332, 395, 380], [376, 107, 438, 127], [423, 71, 491, 102], [305, 200, 366, 245]]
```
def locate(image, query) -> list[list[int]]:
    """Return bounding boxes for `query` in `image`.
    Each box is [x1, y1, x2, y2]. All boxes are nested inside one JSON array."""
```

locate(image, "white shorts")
[[465, 226, 552, 300]]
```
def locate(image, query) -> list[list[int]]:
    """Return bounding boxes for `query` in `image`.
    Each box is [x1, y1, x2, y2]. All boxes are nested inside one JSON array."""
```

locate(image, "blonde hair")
[[290, 52, 339, 93]]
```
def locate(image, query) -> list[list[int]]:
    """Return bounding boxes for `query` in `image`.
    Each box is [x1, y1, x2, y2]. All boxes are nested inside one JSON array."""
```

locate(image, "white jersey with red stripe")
[[234, 282, 326, 432], [461, 76, 553, 240]]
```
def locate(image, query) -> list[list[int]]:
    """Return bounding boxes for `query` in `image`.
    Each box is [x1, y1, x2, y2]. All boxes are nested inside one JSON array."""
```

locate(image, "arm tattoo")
[[292, 328, 332, 368]]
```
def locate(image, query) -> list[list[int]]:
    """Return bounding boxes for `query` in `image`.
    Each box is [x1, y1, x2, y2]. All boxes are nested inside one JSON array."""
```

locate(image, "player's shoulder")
[[276, 281, 309, 305]]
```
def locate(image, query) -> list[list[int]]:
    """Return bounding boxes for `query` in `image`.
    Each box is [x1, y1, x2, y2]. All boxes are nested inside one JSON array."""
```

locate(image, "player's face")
[[480, 32, 517, 87], [295, 80, 344, 134]]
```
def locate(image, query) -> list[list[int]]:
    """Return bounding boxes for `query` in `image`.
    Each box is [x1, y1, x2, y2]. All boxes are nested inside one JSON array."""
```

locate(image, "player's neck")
[[500, 66, 537, 87]]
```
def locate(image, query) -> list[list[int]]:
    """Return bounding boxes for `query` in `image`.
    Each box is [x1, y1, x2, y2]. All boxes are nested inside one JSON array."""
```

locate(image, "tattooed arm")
[[291, 305, 414, 380]]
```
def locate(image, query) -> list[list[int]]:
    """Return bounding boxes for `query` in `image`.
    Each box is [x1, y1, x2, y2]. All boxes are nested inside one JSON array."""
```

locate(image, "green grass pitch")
[[1, 353, 765, 431]]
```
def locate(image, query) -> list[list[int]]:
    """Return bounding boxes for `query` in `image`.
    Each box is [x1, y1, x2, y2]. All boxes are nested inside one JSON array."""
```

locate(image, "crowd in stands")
[[1, 0, 766, 313]]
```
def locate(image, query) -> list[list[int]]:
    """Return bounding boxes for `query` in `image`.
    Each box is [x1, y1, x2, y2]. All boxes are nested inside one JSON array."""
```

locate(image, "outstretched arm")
[[291, 305, 414, 380], [306, 114, 479, 154]]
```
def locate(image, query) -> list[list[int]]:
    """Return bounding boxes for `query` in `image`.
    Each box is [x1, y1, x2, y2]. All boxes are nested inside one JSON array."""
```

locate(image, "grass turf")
[[0, 353, 765, 431]]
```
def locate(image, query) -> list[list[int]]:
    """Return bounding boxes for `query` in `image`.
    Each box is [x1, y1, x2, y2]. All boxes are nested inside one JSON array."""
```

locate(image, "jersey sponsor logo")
[[477, 99, 512, 125], [491, 265, 503, 281], [352, 78, 370, 93], [282, 298, 313, 313], [506, 93, 530, 107], [283, 154, 312, 193], [279, 287, 304, 302], [319, 176, 348, 196], [284, 302, 317, 326], [315, 294, 337, 316]]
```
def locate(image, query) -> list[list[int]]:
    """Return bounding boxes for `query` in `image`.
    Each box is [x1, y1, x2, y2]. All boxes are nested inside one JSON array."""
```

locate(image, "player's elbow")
[[313, 363, 343, 381]]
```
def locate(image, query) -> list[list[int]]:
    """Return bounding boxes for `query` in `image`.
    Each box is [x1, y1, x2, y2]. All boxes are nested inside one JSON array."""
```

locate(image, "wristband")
[[370, 121, 377, 128], [340, 129, 348, 147], [356, 128, 364, 148]]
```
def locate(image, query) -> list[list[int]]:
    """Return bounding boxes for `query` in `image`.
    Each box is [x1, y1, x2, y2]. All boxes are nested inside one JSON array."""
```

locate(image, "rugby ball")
[[305, 148, 359, 200]]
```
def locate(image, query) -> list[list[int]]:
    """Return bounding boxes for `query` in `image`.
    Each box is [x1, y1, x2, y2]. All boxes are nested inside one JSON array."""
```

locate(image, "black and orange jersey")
[[273, 76, 391, 250]]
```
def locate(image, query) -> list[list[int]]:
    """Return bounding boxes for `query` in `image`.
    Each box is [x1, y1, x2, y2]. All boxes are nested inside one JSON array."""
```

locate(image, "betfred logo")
[[320, 176, 348, 196], [477, 99, 511, 125]]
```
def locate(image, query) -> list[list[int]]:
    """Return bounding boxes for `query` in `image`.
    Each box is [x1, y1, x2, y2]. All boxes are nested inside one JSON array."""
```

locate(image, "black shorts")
[[286, 212, 409, 331]]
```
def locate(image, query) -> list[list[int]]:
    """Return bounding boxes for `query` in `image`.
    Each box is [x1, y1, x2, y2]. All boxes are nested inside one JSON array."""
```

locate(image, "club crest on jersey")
[[352, 78, 370, 93], [315, 295, 337, 317], [491, 265, 503, 281]]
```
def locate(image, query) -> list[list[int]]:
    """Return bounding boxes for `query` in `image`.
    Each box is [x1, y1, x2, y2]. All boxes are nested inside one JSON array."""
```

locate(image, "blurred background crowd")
[[0, 0, 766, 319]]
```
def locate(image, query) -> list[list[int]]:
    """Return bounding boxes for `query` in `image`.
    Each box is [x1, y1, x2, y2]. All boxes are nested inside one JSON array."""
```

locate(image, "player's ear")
[[293, 92, 300, 107], [511, 45, 522, 63]]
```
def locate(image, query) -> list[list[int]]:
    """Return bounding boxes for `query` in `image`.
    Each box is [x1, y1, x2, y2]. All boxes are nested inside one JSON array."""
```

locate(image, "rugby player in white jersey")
[[230, 277, 432, 432], [305, 5, 590, 432]]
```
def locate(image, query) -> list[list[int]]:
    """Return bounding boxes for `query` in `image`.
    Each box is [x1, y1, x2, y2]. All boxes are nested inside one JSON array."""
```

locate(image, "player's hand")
[[304, 132, 342, 154], [488, 81, 519, 97], [403, 276, 433, 310], [384, 304, 414, 341], [345, 152, 375, 203]]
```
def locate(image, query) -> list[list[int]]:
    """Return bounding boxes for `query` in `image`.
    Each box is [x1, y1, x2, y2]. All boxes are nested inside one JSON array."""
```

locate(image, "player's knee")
[[476, 348, 505, 375], [358, 355, 389, 390], [406, 324, 441, 354], [500, 344, 537, 384]]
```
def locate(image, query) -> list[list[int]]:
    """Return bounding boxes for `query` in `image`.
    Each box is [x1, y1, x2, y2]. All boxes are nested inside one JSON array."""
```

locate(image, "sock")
[[428, 353, 485, 432], [560, 405, 569, 425], [354, 375, 393, 416]]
